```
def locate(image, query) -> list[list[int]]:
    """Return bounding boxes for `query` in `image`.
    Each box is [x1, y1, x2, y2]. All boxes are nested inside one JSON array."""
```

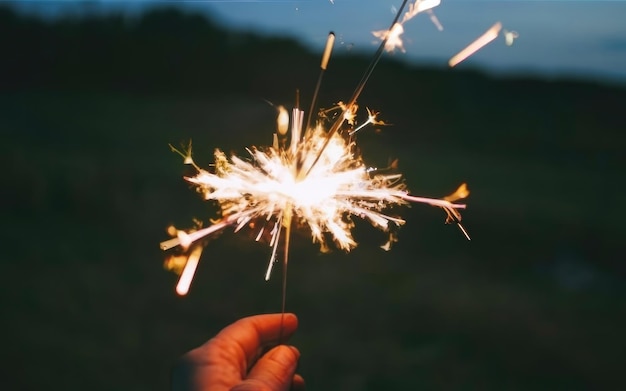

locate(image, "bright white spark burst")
[[162, 106, 469, 294], [161, 0, 472, 296]]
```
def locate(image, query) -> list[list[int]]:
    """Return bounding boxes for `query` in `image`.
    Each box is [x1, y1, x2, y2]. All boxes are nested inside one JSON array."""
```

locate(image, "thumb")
[[231, 345, 300, 391]]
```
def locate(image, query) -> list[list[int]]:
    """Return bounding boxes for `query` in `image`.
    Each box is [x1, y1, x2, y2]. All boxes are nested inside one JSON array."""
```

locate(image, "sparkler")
[[161, 0, 471, 302]]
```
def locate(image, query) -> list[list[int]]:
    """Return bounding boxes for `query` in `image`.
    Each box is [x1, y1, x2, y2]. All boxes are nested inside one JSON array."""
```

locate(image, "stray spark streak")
[[449, 22, 519, 67], [161, 0, 470, 297]]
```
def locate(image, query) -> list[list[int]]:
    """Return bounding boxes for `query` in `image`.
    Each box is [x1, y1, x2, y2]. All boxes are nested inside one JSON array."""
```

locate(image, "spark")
[[276, 105, 289, 136], [175, 245, 203, 296], [349, 108, 389, 135], [373, 23, 406, 53], [374, 0, 443, 52], [427, 9, 444, 31], [449, 22, 503, 67], [162, 0, 470, 296], [504, 29, 519, 46], [338, 101, 358, 125], [401, 0, 441, 24]]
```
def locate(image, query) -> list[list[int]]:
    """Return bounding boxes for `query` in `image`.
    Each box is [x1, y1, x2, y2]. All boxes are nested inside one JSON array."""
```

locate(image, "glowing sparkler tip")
[[321, 32, 335, 70], [277, 105, 289, 136]]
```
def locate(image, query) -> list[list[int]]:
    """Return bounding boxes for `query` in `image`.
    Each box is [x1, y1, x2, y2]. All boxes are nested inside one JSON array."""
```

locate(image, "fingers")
[[210, 313, 299, 372], [172, 313, 300, 391], [291, 373, 306, 391], [231, 345, 301, 391]]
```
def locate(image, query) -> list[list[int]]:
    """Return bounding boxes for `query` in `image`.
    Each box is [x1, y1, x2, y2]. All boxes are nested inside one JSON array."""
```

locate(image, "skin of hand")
[[172, 313, 305, 391]]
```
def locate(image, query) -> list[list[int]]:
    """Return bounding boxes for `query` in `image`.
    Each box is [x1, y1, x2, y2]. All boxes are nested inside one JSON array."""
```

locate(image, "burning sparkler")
[[161, 0, 470, 299]]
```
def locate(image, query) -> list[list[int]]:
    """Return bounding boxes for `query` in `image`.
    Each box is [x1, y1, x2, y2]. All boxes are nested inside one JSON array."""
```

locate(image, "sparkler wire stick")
[[279, 209, 292, 342], [301, 0, 411, 178], [264, 217, 282, 281], [305, 32, 335, 134]]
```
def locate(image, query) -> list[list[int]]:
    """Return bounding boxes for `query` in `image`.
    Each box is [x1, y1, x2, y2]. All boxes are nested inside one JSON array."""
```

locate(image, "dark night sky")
[[10, 0, 626, 84]]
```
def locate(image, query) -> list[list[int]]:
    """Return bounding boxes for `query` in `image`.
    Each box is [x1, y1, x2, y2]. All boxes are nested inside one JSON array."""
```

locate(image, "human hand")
[[172, 313, 304, 391]]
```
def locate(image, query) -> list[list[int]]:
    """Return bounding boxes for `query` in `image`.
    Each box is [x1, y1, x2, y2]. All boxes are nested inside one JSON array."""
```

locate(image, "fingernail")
[[270, 345, 299, 367], [282, 313, 298, 328], [290, 346, 302, 372], [288, 346, 300, 358]]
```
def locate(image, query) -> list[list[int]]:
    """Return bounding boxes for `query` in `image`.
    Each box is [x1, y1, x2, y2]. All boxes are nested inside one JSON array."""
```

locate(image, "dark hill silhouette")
[[0, 6, 316, 95], [2, 6, 624, 165]]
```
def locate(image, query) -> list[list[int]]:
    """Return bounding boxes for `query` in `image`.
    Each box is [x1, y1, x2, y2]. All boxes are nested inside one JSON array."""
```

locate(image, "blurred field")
[[2, 6, 626, 391], [3, 89, 624, 390]]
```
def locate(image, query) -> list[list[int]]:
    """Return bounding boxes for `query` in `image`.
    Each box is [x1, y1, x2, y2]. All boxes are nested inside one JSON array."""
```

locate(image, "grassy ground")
[[2, 90, 625, 390]]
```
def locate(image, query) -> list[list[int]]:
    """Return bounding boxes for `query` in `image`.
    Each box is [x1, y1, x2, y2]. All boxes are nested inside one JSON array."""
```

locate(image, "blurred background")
[[2, 1, 625, 390]]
